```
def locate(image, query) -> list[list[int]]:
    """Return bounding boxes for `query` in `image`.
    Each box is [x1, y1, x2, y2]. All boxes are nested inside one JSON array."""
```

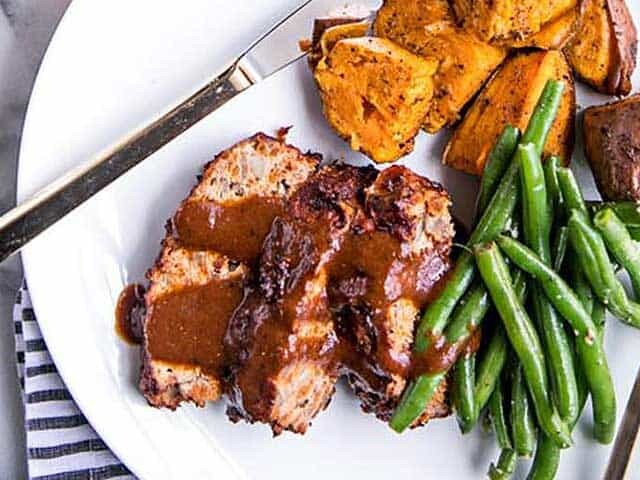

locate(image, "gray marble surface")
[[0, 1, 70, 478]]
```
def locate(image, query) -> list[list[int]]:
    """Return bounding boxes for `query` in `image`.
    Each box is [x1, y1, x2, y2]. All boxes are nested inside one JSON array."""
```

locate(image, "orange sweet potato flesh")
[[450, 0, 578, 48], [509, 6, 579, 50], [374, 0, 506, 133], [307, 18, 370, 69], [374, 0, 454, 49], [314, 37, 438, 163], [565, 0, 637, 96], [443, 50, 576, 176]]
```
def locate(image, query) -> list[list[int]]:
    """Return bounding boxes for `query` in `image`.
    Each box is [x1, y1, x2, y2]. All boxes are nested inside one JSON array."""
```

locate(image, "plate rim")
[[15, 2, 640, 479], [16, 2, 151, 477]]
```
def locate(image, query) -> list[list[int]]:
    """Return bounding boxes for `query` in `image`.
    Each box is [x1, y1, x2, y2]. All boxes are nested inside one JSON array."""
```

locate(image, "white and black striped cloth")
[[14, 284, 135, 480]]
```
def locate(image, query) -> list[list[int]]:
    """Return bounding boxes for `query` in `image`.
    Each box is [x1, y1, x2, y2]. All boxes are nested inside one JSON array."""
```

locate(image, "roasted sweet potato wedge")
[[373, 0, 506, 133], [374, 0, 454, 52], [509, 6, 579, 50], [307, 18, 370, 69], [451, 0, 577, 47], [443, 50, 575, 176], [314, 37, 437, 163], [584, 94, 640, 201], [565, 0, 637, 96]]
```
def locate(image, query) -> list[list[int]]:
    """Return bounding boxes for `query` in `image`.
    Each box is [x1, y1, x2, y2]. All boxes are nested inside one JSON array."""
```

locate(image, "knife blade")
[[0, 0, 380, 263]]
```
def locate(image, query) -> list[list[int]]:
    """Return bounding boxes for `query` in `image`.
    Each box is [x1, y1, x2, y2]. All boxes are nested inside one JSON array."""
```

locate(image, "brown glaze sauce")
[[410, 318, 483, 377], [115, 284, 145, 345], [330, 228, 448, 379], [330, 231, 405, 376], [116, 195, 285, 376], [225, 213, 345, 423], [173, 196, 283, 263], [146, 279, 244, 374]]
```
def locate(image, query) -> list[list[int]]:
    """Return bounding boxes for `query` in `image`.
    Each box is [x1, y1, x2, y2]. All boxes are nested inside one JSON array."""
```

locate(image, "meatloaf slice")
[[225, 164, 378, 434], [329, 165, 454, 423], [140, 238, 249, 408], [140, 133, 320, 409]]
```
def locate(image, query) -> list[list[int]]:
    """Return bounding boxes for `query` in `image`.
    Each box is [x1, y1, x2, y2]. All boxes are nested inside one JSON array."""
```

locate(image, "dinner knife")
[[0, 0, 378, 263], [604, 364, 640, 480]]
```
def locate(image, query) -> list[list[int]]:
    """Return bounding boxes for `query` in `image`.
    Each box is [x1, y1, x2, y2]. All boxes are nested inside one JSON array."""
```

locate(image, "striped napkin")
[[14, 284, 135, 480]]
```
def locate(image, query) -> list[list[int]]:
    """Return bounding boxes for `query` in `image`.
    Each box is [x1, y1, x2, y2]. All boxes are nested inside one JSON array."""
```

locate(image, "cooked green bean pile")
[[390, 79, 640, 479]]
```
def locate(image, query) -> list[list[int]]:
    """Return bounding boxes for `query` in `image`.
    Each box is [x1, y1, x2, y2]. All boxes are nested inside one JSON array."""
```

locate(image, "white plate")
[[18, 1, 640, 478]]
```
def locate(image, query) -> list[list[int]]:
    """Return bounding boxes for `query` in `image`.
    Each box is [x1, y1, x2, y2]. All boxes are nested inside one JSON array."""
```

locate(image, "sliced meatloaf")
[[224, 164, 378, 434], [140, 133, 320, 409], [330, 165, 454, 423]]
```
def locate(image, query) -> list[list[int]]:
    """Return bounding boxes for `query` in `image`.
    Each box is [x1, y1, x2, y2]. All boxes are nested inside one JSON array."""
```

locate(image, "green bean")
[[408, 281, 491, 434], [415, 80, 564, 353], [588, 201, 640, 241], [527, 434, 562, 480], [452, 126, 521, 428], [391, 79, 565, 433], [475, 271, 528, 414], [475, 242, 572, 448], [496, 235, 600, 344], [475, 327, 509, 419], [520, 142, 579, 423], [570, 260, 595, 322], [552, 226, 568, 272], [448, 282, 490, 433], [531, 285, 579, 422], [594, 207, 640, 299], [445, 281, 492, 343], [568, 223, 610, 298], [392, 280, 491, 434], [593, 300, 607, 335], [495, 234, 616, 443], [489, 376, 512, 450], [628, 227, 640, 241], [453, 352, 476, 434], [519, 143, 552, 262], [528, 268, 595, 480], [413, 163, 520, 355], [391, 374, 443, 432], [570, 264, 602, 414], [489, 449, 518, 480], [544, 155, 564, 214], [520, 80, 566, 155], [477, 125, 521, 216], [569, 261, 595, 404], [569, 212, 640, 328], [511, 364, 537, 457], [454, 127, 520, 435], [527, 354, 591, 480], [557, 167, 589, 219], [394, 173, 518, 432]]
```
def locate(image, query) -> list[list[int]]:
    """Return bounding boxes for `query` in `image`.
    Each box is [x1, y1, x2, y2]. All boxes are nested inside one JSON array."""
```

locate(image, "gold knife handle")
[[0, 60, 254, 262]]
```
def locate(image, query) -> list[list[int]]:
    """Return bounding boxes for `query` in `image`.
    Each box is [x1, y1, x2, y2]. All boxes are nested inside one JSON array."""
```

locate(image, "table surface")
[[0, 1, 71, 478]]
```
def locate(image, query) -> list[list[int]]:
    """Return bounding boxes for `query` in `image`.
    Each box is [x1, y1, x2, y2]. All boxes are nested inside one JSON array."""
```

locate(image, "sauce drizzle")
[[115, 284, 145, 345], [173, 197, 283, 263]]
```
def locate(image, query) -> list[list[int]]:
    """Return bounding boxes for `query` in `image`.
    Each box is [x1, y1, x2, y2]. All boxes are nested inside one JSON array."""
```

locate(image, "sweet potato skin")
[[373, 0, 506, 133], [583, 94, 640, 201], [314, 37, 437, 163], [443, 50, 575, 176], [450, 0, 578, 46], [565, 0, 637, 96]]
